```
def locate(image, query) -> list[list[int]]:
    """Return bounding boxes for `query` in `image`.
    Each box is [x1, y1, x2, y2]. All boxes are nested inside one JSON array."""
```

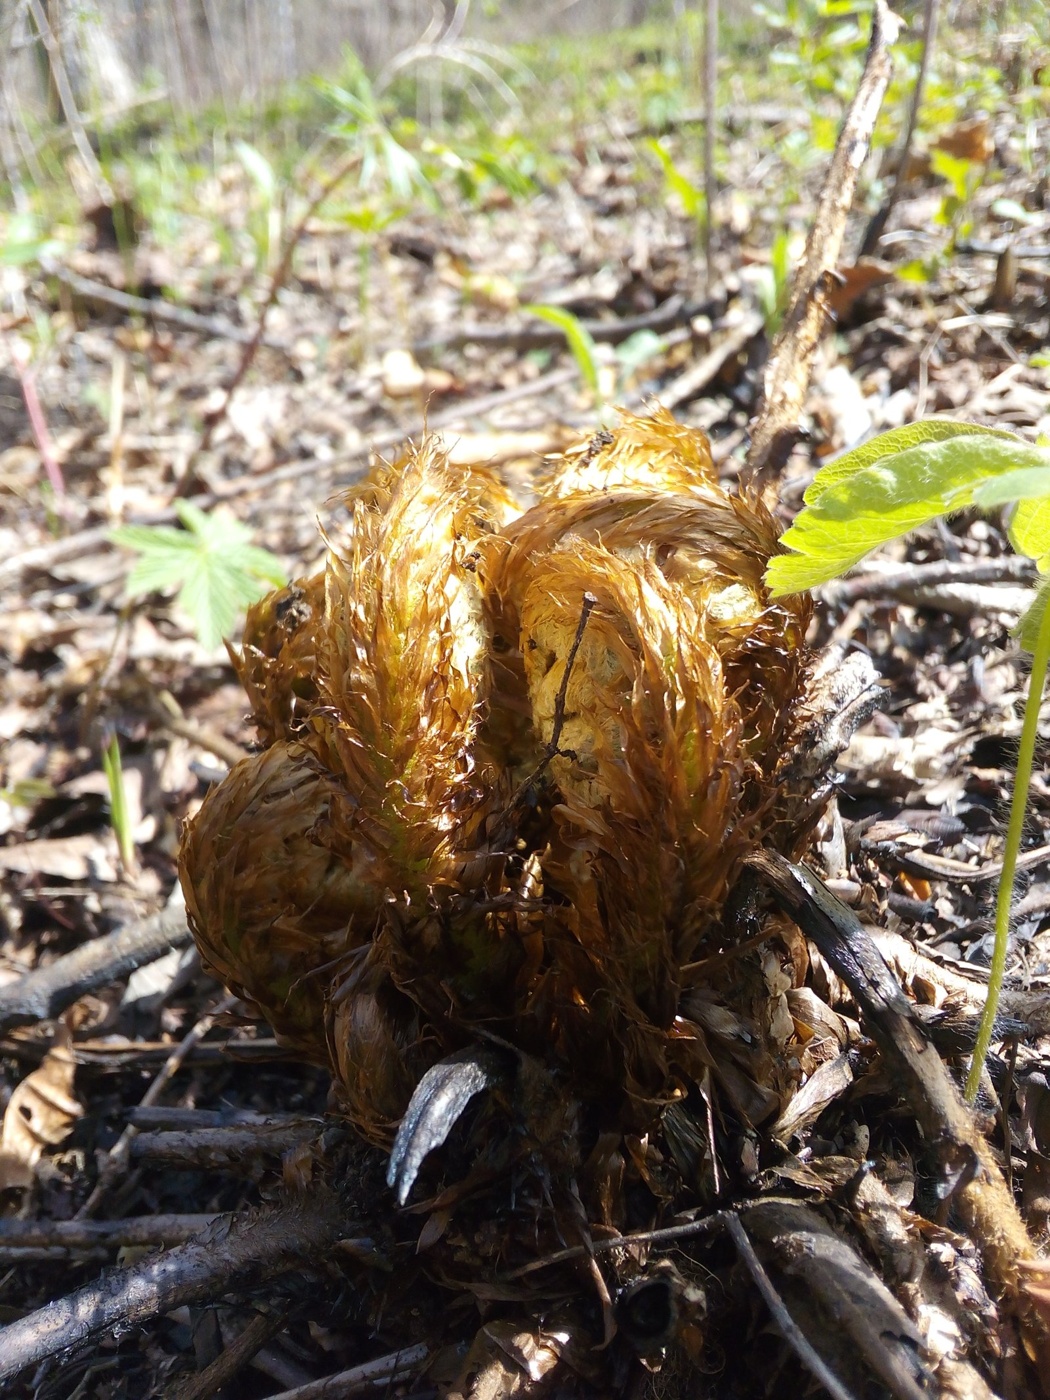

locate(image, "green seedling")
[[522, 304, 602, 407], [235, 140, 281, 274], [647, 138, 706, 240], [755, 229, 794, 337], [111, 501, 286, 650], [767, 419, 1050, 1102], [102, 731, 136, 875]]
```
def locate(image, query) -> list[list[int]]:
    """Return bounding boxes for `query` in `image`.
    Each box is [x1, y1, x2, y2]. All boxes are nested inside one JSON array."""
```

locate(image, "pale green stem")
[[965, 599, 1050, 1102]]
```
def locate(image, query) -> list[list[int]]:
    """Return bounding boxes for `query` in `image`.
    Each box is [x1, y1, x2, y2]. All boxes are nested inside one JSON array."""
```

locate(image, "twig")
[[496, 592, 597, 834], [41, 259, 290, 349], [503, 1213, 725, 1279], [822, 555, 1036, 606], [723, 1212, 858, 1400], [864, 837, 1050, 887], [76, 992, 239, 1219], [11, 336, 67, 509], [0, 886, 190, 1032], [413, 294, 710, 355], [128, 1122, 320, 1169], [259, 1344, 429, 1400], [749, 851, 1049, 1350], [0, 1215, 222, 1250], [198, 150, 363, 453], [659, 311, 762, 409], [859, 0, 940, 258], [746, 0, 901, 482], [174, 1310, 286, 1400], [0, 1194, 352, 1385]]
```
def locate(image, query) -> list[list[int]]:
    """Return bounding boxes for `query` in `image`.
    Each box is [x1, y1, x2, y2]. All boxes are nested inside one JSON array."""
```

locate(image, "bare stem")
[[965, 598, 1050, 1101]]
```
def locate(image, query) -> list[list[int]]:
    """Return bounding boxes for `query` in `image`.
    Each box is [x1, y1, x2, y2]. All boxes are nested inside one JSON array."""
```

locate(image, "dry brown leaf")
[[934, 117, 994, 164], [0, 1024, 83, 1191]]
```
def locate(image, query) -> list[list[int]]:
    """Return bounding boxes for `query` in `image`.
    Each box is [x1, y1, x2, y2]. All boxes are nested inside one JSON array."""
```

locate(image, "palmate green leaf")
[[766, 424, 1048, 596], [110, 504, 287, 649]]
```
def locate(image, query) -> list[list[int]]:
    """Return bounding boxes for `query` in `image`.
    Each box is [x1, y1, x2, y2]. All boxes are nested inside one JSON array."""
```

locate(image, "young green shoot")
[[522, 304, 602, 408], [767, 419, 1050, 1102], [102, 731, 136, 876]]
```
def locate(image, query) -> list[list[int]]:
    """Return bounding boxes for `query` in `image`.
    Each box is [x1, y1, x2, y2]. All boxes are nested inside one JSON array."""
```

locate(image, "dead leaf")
[[0, 1024, 83, 1191], [934, 117, 994, 164]]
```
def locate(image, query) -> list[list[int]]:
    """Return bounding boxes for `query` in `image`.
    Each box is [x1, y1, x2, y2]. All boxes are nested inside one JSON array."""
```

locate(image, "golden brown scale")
[[179, 412, 815, 1153]]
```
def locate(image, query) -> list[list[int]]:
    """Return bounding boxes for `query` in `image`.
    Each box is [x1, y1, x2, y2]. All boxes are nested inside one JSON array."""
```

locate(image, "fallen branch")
[[0, 887, 190, 1032], [42, 260, 290, 349], [128, 1122, 321, 1169], [0, 1194, 352, 1385], [173, 1310, 286, 1400], [749, 850, 1050, 1377], [822, 555, 1037, 606], [412, 294, 710, 356], [0, 1214, 221, 1250], [261, 1344, 429, 1400], [746, 0, 902, 481]]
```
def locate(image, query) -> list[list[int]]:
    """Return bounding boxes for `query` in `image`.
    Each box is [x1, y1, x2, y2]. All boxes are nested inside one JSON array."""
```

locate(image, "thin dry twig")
[[198, 150, 363, 454], [42, 259, 291, 348], [412, 293, 709, 355], [746, 0, 902, 481], [76, 991, 239, 1219], [723, 1212, 859, 1400], [0, 1193, 351, 1386], [0, 886, 190, 1032], [259, 1343, 429, 1400]]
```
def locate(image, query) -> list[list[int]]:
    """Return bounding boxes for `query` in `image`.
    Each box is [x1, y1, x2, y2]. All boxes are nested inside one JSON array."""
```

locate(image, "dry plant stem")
[[659, 311, 763, 410], [198, 150, 363, 454], [0, 887, 190, 1032], [260, 1344, 429, 1400], [77, 992, 239, 1219], [723, 1213, 858, 1400], [11, 338, 67, 507], [0, 1196, 349, 1385], [965, 596, 1050, 1101], [745, 0, 901, 481], [866, 836, 1050, 887], [859, 0, 940, 258], [750, 852, 1048, 1341]]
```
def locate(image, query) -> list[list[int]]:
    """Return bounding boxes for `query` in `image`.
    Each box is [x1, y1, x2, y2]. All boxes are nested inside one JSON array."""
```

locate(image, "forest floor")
[[1, 8, 1050, 1398]]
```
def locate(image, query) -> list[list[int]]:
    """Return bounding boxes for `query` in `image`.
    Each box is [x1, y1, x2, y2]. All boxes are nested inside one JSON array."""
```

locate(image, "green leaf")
[[522, 304, 600, 396], [1009, 496, 1050, 571], [1017, 577, 1050, 651], [972, 467, 1050, 508], [234, 140, 277, 200], [110, 504, 287, 648], [767, 422, 1044, 596]]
